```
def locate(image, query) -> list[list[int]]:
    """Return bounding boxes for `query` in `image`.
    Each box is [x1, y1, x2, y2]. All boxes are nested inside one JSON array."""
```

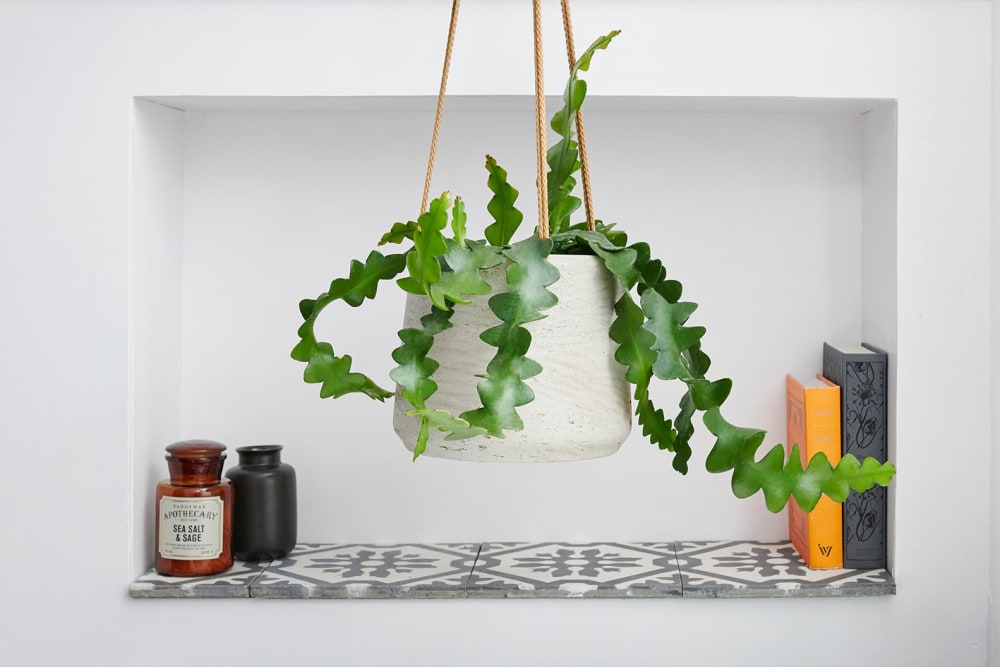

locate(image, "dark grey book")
[[822, 342, 888, 569]]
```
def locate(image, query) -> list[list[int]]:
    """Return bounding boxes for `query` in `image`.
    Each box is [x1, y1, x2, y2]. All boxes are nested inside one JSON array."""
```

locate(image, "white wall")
[[991, 0, 1000, 660], [0, 2, 993, 666], [130, 100, 185, 574]]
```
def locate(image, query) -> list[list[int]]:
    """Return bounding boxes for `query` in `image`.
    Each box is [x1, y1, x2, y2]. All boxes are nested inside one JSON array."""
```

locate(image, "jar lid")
[[165, 439, 227, 459], [235, 444, 283, 454]]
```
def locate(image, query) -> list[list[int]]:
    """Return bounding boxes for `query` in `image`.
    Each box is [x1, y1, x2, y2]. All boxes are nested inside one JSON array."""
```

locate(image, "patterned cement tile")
[[130, 560, 270, 598], [465, 542, 682, 598], [674, 540, 896, 598], [250, 543, 480, 599], [130, 542, 896, 599]]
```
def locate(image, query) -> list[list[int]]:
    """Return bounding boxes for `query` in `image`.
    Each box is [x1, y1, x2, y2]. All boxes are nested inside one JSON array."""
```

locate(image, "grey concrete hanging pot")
[[392, 254, 632, 462]]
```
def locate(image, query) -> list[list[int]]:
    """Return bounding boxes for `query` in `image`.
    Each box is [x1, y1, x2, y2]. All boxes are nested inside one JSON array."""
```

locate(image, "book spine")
[[805, 378, 842, 568], [822, 343, 889, 569], [786, 375, 842, 569], [786, 377, 810, 564]]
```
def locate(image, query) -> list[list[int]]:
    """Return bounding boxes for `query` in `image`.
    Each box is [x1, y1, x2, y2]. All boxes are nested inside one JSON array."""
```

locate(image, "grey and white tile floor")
[[130, 540, 895, 599]]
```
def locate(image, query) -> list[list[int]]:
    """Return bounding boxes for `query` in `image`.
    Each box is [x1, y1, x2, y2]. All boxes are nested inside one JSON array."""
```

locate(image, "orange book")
[[786, 374, 842, 569]]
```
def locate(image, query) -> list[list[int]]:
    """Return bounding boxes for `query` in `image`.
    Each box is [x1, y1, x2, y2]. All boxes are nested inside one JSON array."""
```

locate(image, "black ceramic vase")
[[225, 445, 297, 561]]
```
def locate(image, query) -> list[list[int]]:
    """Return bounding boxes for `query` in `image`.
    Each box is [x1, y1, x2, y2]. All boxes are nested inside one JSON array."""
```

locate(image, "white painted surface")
[[0, 1, 993, 666], [991, 0, 1000, 660], [129, 100, 186, 577], [861, 104, 898, 573]]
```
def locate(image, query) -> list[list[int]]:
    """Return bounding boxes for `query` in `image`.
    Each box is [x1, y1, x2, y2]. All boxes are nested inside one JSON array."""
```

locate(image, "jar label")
[[158, 496, 224, 561]]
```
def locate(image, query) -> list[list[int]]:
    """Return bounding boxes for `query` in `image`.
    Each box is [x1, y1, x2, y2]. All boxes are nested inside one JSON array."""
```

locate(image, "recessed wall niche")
[[129, 95, 897, 578]]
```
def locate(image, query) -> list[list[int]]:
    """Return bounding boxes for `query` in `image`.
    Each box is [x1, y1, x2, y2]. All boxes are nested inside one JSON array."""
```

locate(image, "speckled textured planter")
[[392, 254, 632, 462]]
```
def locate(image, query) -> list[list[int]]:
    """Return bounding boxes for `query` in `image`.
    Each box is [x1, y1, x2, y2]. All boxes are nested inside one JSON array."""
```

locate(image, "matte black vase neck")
[[235, 444, 283, 466]]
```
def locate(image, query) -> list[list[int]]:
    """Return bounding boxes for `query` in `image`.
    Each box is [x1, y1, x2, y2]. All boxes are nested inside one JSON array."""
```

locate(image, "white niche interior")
[[129, 95, 897, 578]]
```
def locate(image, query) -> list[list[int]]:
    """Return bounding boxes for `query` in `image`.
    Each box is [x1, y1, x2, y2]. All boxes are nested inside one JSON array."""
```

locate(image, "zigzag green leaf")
[[640, 289, 706, 381], [390, 306, 486, 460], [681, 343, 712, 378], [574, 30, 621, 73], [557, 230, 641, 289], [292, 250, 407, 401], [484, 155, 524, 246], [547, 31, 619, 235], [636, 389, 676, 452], [379, 220, 418, 246], [406, 408, 489, 442], [300, 351, 387, 400], [494, 236, 559, 325], [670, 391, 696, 474], [703, 407, 896, 512], [389, 307, 452, 409], [428, 239, 504, 307], [690, 378, 733, 410], [452, 196, 468, 247], [564, 220, 629, 248], [608, 290, 679, 453], [585, 231, 723, 475], [609, 292, 656, 387], [547, 183, 581, 237], [851, 455, 898, 488], [573, 231, 696, 472], [397, 193, 450, 308], [460, 236, 559, 436]]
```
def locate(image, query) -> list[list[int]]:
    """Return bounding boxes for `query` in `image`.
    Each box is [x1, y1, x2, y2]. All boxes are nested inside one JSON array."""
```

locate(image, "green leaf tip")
[[379, 220, 418, 245], [547, 31, 619, 235], [484, 155, 524, 246], [428, 239, 504, 308], [397, 192, 451, 308], [451, 196, 468, 247], [703, 407, 896, 513], [574, 30, 621, 73], [405, 409, 490, 460]]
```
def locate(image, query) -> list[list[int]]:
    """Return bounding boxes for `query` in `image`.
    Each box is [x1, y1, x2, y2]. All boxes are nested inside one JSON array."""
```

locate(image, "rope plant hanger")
[[419, 0, 597, 235], [292, 0, 896, 508], [388, 0, 633, 464]]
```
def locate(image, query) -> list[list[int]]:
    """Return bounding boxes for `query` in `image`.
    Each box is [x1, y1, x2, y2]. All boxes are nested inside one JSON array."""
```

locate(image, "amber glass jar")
[[155, 440, 233, 577]]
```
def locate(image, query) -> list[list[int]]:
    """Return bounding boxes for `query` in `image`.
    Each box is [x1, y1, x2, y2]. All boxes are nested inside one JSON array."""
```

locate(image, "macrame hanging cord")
[[419, 0, 596, 238]]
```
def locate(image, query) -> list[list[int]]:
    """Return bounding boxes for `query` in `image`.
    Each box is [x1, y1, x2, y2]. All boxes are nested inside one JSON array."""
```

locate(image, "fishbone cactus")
[[292, 31, 895, 512]]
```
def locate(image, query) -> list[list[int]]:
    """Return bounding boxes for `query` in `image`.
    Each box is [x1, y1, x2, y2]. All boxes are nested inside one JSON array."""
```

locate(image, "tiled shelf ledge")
[[130, 541, 895, 600]]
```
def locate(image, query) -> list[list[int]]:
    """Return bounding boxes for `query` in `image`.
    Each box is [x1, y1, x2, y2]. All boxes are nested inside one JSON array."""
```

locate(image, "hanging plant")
[[291, 18, 895, 512]]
